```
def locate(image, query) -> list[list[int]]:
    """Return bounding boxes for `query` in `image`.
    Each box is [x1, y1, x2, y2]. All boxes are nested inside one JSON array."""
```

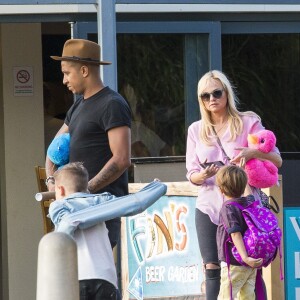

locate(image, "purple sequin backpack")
[[226, 200, 282, 267], [224, 200, 283, 300]]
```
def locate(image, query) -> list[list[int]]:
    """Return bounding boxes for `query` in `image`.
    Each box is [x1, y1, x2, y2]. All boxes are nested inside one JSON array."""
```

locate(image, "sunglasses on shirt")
[[200, 89, 224, 102]]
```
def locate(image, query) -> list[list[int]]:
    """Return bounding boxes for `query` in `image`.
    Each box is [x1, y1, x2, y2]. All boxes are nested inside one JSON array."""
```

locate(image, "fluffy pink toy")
[[245, 130, 278, 188]]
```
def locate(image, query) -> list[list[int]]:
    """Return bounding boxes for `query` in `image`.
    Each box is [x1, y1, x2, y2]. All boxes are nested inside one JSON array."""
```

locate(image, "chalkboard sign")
[[121, 182, 204, 300]]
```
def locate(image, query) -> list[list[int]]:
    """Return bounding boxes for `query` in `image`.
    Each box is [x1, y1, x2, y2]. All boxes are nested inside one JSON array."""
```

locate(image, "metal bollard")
[[36, 232, 79, 300]]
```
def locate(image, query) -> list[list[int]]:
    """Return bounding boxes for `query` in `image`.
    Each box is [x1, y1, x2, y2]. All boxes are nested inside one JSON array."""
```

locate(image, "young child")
[[51, 162, 120, 300], [216, 165, 263, 300]]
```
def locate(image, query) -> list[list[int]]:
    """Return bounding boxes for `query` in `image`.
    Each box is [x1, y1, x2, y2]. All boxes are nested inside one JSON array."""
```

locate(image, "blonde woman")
[[186, 70, 282, 299]]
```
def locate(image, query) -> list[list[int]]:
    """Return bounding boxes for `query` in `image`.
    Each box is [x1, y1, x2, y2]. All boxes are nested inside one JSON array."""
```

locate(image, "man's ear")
[[57, 185, 66, 198], [81, 65, 89, 78]]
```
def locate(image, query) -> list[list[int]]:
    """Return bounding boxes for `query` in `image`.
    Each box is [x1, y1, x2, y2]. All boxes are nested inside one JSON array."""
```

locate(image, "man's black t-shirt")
[[65, 86, 131, 197]]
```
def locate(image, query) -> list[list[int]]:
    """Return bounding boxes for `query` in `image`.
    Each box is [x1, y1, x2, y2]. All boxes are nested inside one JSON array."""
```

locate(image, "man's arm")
[[88, 126, 131, 193], [45, 123, 69, 191]]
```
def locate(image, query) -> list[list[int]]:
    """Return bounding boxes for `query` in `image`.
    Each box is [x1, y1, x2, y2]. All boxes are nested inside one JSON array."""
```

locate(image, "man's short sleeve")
[[103, 98, 131, 132]]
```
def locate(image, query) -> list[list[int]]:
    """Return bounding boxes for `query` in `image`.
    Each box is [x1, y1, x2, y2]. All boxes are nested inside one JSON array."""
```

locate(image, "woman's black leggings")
[[195, 208, 220, 300]]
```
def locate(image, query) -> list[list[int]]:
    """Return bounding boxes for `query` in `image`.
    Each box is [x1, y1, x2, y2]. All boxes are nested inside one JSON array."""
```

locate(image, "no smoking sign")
[[13, 66, 33, 96], [17, 69, 30, 84]]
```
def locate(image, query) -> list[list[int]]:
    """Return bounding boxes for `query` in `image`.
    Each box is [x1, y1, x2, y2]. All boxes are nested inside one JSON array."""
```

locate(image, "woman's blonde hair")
[[197, 70, 260, 144], [216, 165, 248, 198]]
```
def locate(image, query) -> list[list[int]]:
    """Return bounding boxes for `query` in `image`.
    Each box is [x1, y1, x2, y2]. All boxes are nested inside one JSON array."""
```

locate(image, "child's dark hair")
[[216, 165, 248, 198], [54, 162, 89, 192]]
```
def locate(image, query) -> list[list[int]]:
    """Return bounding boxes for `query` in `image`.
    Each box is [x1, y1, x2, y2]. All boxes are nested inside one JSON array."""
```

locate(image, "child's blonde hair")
[[54, 162, 89, 193], [216, 165, 248, 198]]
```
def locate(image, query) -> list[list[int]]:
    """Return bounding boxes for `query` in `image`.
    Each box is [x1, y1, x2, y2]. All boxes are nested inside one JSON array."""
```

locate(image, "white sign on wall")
[[13, 66, 34, 96], [284, 208, 300, 300]]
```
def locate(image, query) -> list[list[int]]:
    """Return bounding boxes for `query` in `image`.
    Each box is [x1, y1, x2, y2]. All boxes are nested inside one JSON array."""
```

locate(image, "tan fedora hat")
[[51, 39, 111, 65]]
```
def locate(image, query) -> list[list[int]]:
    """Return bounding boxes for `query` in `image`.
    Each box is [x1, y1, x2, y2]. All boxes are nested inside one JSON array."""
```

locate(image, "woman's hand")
[[201, 164, 220, 179], [190, 162, 221, 185], [231, 146, 282, 168], [230, 147, 257, 165]]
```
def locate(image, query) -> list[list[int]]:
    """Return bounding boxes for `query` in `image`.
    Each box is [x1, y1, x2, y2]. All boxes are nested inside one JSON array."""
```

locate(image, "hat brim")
[[50, 55, 111, 65]]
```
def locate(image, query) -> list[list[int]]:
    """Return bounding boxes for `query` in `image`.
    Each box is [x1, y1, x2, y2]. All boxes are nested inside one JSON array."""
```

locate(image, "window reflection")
[[222, 34, 300, 152], [117, 34, 185, 157]]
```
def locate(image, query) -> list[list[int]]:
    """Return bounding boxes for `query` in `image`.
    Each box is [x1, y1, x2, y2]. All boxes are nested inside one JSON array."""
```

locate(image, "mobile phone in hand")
[[200, 161, 225, 168]]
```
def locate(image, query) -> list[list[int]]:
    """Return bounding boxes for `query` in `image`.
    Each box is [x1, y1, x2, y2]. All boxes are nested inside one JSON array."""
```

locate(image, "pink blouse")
[[186, 115, 279, 225]]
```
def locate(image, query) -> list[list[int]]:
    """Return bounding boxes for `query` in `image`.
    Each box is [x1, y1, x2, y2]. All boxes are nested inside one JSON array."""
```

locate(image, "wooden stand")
[[121, 179, 285, 300], [121, 182, 199, 300], [262, 175, 285, 300]]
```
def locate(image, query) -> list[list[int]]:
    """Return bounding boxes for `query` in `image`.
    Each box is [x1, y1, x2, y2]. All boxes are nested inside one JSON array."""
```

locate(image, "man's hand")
[[46, 180, 55, 192]]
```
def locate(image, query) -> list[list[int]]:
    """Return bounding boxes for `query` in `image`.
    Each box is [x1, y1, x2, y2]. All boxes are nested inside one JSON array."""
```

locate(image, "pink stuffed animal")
[[245, 130, 278, 188]]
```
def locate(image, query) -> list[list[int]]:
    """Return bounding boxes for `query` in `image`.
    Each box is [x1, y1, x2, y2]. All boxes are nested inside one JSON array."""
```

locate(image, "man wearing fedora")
[[45, 39, 132, 251]]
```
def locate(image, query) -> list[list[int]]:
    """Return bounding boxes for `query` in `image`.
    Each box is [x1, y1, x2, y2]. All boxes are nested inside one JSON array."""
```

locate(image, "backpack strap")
[[279, 240, 284, 281], [222, 221, 234, 300], [212, 127, 231, 161], [269, 195, 280, 214], [255, 270, 265, 300]]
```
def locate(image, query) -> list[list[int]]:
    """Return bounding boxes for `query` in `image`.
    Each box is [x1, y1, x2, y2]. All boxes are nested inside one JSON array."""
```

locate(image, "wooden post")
[[262, 175, 285, 300], [121, 217, 130, 300], [36, 232, 79, 300]]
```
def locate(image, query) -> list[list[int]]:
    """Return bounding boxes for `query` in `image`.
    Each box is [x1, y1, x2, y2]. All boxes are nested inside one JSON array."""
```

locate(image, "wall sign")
[[122, 182, 203, 300], [284, 208, 300, 300], [13, 66, 33, 96]]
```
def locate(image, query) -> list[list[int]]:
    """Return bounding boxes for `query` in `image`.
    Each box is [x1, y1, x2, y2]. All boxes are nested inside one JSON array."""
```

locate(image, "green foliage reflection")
[[223, 34, 300, 152], [117, 34, 185, 156]]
